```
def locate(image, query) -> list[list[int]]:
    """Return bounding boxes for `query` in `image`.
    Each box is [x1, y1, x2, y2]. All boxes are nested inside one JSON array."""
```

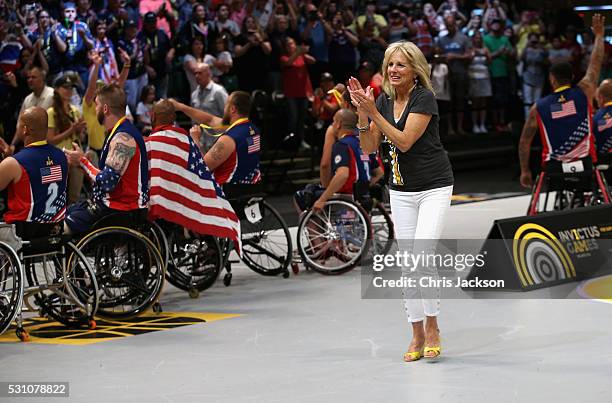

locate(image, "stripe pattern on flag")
[[247, 135, 260, 154], [551, 100, 577, 119], [146, 128, 241, 253], [40, 165, 63, 184]]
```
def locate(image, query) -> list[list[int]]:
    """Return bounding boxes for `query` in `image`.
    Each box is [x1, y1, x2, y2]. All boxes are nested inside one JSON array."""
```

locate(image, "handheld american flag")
[[146, 126, 241, 254]]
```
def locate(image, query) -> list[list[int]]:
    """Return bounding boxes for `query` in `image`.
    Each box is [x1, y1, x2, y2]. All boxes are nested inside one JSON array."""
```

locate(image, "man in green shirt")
[[484, 18, 515, 132]]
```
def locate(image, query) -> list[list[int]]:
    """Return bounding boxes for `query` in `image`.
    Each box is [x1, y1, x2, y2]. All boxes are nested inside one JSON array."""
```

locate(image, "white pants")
[[389, 185, 453, 323], [522, 82, 543, 118]]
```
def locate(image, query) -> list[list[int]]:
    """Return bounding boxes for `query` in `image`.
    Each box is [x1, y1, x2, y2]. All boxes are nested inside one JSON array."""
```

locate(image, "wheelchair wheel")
[[143, 221, 169, 270], [25, 242, 99, 328], [240, 200, 292, 276], [369, 201, 394, 256], [297, 199, 372, 275], [0, 242, 23, 335], [76, 227, 165, 318], [164, 225, 222, 293]]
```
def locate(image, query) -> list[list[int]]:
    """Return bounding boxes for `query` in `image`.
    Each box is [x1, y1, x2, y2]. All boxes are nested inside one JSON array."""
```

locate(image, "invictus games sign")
[[466, 204, 612, 291]]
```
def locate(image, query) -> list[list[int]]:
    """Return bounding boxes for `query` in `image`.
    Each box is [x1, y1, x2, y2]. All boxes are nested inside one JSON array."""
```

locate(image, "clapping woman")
[[348, 41, 454, 362]]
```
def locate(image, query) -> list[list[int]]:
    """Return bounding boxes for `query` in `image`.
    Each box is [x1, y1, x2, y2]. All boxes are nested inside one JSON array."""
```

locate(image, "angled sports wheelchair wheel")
[[297, 199, 372, 275], [368, 201, 394, 257], [0, 242, 23, 335], [76, 227, 164, 318], [163, 223, 222, 293], [240, 199, 292, 276], [25, 242, 99, 328]]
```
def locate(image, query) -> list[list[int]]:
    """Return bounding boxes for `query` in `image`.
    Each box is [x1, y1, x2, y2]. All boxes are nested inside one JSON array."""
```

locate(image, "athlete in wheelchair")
[[0, 107, 98, 340], [293, 108, 391, 274], [182, 91, 293, 284], [519, 16, 611, 215], [594, 79, 612, 187], [63, 84, 164, 318]]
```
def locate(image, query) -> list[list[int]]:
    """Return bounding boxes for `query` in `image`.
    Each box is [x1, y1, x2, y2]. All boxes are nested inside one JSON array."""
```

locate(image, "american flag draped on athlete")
[[146, 125, 241, 253]]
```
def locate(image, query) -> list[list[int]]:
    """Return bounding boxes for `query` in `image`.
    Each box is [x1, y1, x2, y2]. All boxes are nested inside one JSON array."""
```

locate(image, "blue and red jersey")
[[4, 141, 68, 224], [332, 133, 373, 194], [96, 117, 149, 210], [213, 118, 261, 185], [593, 103, 612, 155], [535, 86, 596, 163]]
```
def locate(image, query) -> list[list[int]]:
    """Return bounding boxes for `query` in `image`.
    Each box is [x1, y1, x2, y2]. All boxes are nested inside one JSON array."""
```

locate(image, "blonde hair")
[[381, 41, 434, 98]]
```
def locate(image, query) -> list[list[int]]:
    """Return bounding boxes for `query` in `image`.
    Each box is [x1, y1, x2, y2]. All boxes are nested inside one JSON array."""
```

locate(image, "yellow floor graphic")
[[0, 312, 242, 345], [578, 275, 612, 304]]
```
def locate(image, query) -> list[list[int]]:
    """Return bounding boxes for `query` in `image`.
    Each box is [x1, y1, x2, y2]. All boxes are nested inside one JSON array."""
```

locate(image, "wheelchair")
[[74, 209, 165, 318], [0, 222, 99, 341], [153, 219, 223, 298], [527, 157, 611, 215], [219, 185, 293, 286], [295, 182, 394, 275]]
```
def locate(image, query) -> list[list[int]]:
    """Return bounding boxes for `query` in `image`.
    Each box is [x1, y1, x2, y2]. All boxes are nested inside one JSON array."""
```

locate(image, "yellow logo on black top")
[[558, 95, 567, 103], [46, 157, 54, 166], [249, 126, 255, 136]]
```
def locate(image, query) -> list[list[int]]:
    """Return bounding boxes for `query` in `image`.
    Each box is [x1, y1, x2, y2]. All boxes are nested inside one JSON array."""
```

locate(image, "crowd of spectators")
[[1, 0, 611, 151]]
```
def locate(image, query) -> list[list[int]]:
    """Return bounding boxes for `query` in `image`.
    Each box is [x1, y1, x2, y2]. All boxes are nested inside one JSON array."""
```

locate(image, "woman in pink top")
[[280, 37, 315, 149]]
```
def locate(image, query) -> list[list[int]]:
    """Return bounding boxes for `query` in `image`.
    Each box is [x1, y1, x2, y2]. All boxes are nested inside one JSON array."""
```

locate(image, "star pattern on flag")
[[35, 192, 66, 223], [553, 118, 589, 158]]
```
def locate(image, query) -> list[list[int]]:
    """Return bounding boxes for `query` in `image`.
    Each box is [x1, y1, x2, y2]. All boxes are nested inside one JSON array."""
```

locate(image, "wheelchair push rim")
[[0, 242, 24, 335]]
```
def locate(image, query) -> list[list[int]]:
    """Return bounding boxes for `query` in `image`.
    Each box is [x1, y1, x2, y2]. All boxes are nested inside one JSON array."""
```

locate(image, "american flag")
[[146, 128, 241, 253], [40, 165, 63, 184], [597, 116, 612, 132], [550, 100, 577, 119], [554, 117, 591, 162], [35, 191, 66, 223], [247, 135, 260, 154]]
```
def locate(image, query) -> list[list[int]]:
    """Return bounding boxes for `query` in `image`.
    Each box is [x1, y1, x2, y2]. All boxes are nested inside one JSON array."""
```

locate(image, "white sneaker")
[[479, 124, 488, 133], [300, 140, 312, 150], [473, 125, 481, 133]]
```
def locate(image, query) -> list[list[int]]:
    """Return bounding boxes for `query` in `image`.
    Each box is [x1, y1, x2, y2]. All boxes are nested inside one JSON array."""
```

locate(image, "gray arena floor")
[[1, 195, 611, 403]]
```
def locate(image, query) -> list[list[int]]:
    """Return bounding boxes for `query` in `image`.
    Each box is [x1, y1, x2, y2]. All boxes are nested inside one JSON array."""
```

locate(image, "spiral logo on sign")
[[512, 223, 576, 287]]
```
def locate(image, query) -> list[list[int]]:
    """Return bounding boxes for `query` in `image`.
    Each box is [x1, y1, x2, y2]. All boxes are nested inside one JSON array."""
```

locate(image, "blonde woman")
[[348, 41, 454, 362]]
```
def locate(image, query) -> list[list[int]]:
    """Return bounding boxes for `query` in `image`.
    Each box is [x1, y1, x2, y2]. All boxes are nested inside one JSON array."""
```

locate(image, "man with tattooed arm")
[[63, 84, 149, 234]]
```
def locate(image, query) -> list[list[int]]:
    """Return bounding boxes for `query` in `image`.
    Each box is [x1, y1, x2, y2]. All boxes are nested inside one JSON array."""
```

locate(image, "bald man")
[[594, 79, 612, 158], [294, 109, 382, 212], [0, 107, 68, 225]]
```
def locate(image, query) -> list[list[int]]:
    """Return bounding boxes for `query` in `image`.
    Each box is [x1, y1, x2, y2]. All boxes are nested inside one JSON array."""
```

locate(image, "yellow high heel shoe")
[[403, 348, 424, 362], [423, 346, 441, 359]]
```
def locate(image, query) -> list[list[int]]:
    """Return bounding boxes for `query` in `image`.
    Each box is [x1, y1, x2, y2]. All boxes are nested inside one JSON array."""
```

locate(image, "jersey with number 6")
[[4, 142, 68, 224]]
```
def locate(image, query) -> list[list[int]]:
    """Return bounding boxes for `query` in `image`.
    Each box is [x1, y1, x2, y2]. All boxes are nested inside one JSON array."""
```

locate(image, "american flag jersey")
[[146, 125, 241, 252], [4, 142, 68, 224], [593, 104, 612, 155], [535, 86, 596, 163], [97, 117, 149, 210], [212, 118, 262, 185]]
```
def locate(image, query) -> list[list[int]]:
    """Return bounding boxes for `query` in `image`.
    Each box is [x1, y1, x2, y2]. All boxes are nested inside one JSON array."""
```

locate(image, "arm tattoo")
[[106, 132, 136, 175], [210, 141, 226, 162]]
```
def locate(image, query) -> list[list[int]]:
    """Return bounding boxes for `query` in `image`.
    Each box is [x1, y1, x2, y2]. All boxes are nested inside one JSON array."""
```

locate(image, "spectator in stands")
[[353, 0, 387, 39], [204, 34, 234, 87], [211, 2, 241, 47], [92, 19, 119, 83], [76, 0, 96, 26], [269, 13, 299, 92], [580, 31, 594, 77], [484, 18, 513, 132], [357, 60, 382, 100], [564, 25, 583, 80], [281, 36, 314, 150], [521, 32, 547, 118], [437, 0, 467, 26], [26, 9, 66, 82], [136, 84, 155, 134], [513, 10, 543, 57], [252, 0, 273, 30], [548, 35, 571, 65], [437, 14, 472, 135], [7, 66, 53, 153], [46, 75, 86, 204], [430, 51, 451, 139], [140, 11, 174, 99], [178, 3, 211, 56], [234, 15, 272, 92], [386, 8, 409, 44], [358, 20, 387, 72], [183, 35, 205, 95], [483, 0, 507, 29], [468, 31, 491, 133], [312, 72, 340, 142], [328, 11, 358, 85], [175, 0, 197, 28], [300, 3, 332, 89], [463, 9, 484, 38], [98, 0, 129, 45], [139, 0, 174, 38], [118, 18, 149, 113], [190, 62, 228, 118], [407, 7, 434, 59], [423, 2, 443, 35], [229, 0, 248, 27]]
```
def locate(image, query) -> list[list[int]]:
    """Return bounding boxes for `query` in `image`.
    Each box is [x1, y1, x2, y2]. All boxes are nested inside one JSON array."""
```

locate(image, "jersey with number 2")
[[4, 143, 68, 224]]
